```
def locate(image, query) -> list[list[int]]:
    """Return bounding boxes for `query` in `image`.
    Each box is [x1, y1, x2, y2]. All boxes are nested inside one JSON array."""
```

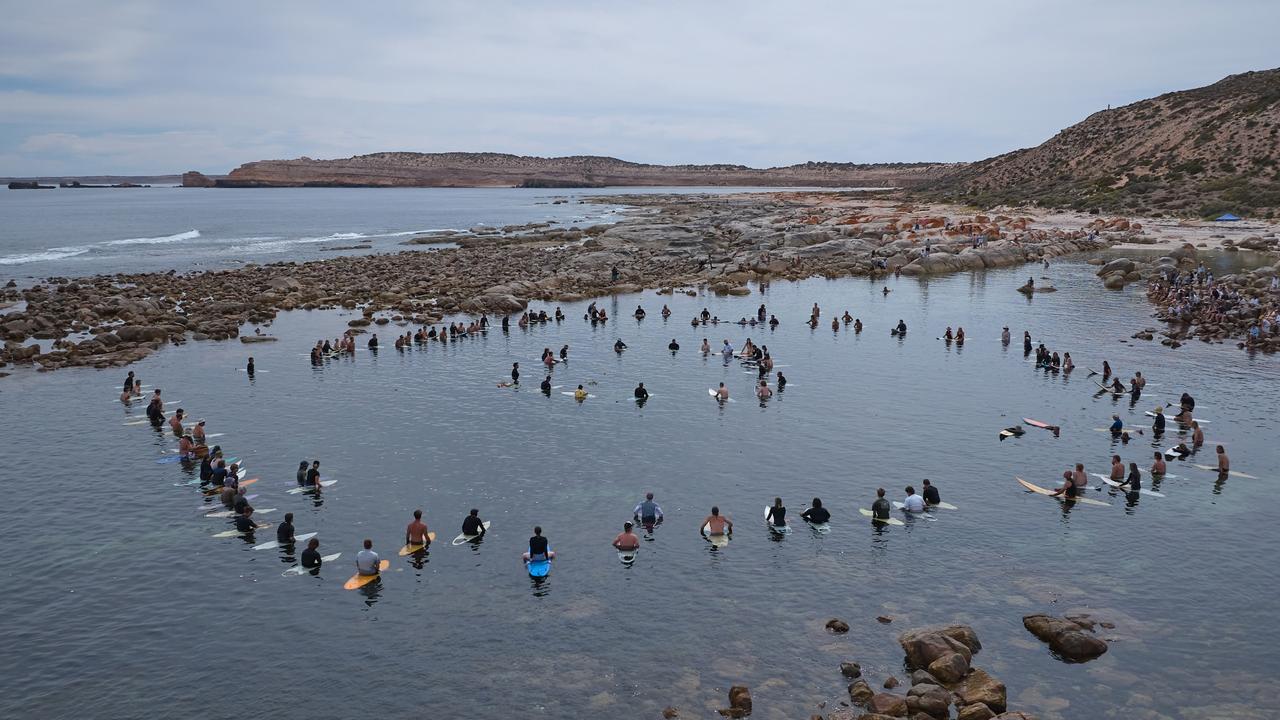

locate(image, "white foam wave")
[[0, 246, 91, 265], [103, 229, 201, 246]]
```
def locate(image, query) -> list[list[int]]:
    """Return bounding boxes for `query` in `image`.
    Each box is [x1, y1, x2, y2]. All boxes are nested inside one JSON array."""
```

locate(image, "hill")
[[184, 152, 954, 189], [921, 69, 1280, 217]]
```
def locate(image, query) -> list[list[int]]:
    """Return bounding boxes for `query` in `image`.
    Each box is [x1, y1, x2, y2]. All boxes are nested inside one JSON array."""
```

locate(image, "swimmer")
[[701, 506, 733, 537], [854, 318, 863, 333], [901, 486, 925, 513], [634, 382, 649, 401], [355, 539, 381, 576], [368, 334, 378, 349], [405, 509, 431, 547], [246, 357, 255, 374], [560, 345, 569, 361], [1001, 327, 1010, 345], [800, 498, 830, 524], [956, 327, 965, 344], [612, 522, 641, 551]]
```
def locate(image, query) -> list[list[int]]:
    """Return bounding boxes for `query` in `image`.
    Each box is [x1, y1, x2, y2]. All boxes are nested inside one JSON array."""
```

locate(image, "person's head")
[[513, 362, 519, 367], [645, 492, 654, 501], [1154, 451, 1162, 459], [1216, 445, 1225, 453], [1136, 371, 1143, 377], [624, 521, 633, 532], [237, 486, 246, 496], [638, 382, 644, 388], [710, 506, 720, 516], [197, 420, 205, 428], [577, 384, 584, 390], [812, 497, 822, 508], [1129, 462, 1139, 472], [307, 538, 319, 550], [413, 509, 422, 520], [175, 409, 184, 417], [533, 526, 542, 536], [1113, 414, 1120, 421], [469, 508, 479, 517], [1064, 470, 1072, 481], [1112, 455, 1121, 463], [773, 497, 782, 507], [242, 506, 253, 516], [922, 479, 931, 488], [363, 538, 372, 549], [876, 488, 885, 498], [216, 459, 225, 468], [284, 512, 293, 524], [1075, 463, 1083, 471], [299, 461, 308, 469], [183, 434, 192, 443], [312, 460, 320, 468], [719, 382, 725, 388], [905, 485, 916, 495]]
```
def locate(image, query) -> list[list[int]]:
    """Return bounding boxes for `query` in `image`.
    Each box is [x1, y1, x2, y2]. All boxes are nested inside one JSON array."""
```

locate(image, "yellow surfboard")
[[202, 477, 258, 494], [344, 559, 390, 590], [1016, 476, 1109, 506], [397, 532, 437, 556]]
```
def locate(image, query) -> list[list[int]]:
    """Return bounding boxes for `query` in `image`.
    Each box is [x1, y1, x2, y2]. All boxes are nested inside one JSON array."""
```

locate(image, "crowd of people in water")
[[120, 293, 1246, 587]]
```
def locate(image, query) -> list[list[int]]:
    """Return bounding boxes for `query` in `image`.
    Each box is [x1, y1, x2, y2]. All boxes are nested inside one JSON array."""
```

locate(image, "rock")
[[840, 662, 863, 679], [867, 693, 907, 717], [1022, 614, 1108, 662], [181, 171, 216, 188], [991, 714, 1038, 720], [926, 652, 970, 683], [826, 618, 850, 634], [1102, 274, 1127, 289], [719, 685, 751, 717], [955, 669, 1006, 714], [662, 707, 679, 719], [726, 286, 752, 296], [906, 686, 951, 719], [876, 616, 893, 624], [849, 680, 875, 704], [1097, 258, 1135, 276], [897, 625, 978, 670], [909, 670, 939, 687], [882, 676, 899, 689], [115, 325, 171, 343], [956, 703, 995, 720], [239, 335, 277, 343]]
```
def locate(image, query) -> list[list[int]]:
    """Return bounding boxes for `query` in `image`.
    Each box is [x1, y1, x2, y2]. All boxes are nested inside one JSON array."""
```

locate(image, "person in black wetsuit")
[[297, 461, 308, 486], [511, 362, 520, 385], [871, 488, 892, 519], [766, 497, 786, 528], [895, 320, 907, 335], [777, 371, 787, 389], [301, 538, 323, 569], [246, 357, 255, 375], [210, 459, 228, 488], [1152, 407, 1166, 435], [235, 506, 262, 534], [146, 390, 164, 425], [1124, 463, 1142, 491], [1023, 331, 1033, 355], [367, 334, 378, 349], [922, 479, 941, 506], [123, 371, 135, 394], [668, 339, 679, 352], [800, 498, 830, 525], [523, 526, 555, 561], [540, 375, 552, 394], [634, 383, 649, 401], [276, 512, 296, 545], [303, 460, 320, 487], [461, 509, 486, 539], [614, 339, 627, 353]]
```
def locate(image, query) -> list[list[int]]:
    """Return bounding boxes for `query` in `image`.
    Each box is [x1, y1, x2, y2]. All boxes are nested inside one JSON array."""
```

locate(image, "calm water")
[[0, 186, 807, 281], [1, 252, 1276, 719]]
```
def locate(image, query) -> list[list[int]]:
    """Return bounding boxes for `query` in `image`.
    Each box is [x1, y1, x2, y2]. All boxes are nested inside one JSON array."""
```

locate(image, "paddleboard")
[[1192, 464, 1258, 479], [1016, 476, 1109, 506], [212, 523, 271, 538], [1146, 411, 1209, 423], [287, 479, 337, 494], [254, 531, 318, 551], [343, 559, 390, 590], [283, 553, 341, 576], [451, 521, 492, 545], [858, 508, 904, 525], [701, 522, 731, 546], [1093, 380, 1126, 395], [397, 532, 438, 556], [764, 505, 790, 533], [526, 554, 552, 577], [1096, 476, 1166, 497]]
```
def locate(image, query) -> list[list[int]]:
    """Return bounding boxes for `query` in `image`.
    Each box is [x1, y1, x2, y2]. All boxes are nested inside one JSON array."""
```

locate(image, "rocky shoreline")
[[2, 191, 1269, 375]]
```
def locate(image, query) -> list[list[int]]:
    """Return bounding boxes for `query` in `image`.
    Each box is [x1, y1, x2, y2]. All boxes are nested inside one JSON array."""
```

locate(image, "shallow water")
[[1, 258, 1277, 719]]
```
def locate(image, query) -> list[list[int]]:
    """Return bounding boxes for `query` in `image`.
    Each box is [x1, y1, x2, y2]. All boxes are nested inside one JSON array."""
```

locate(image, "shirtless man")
[[1216, 445, 1230, 473], [178, 434, 195, 459], [1191, 421, 1205, 447], [1072, 463, 1088, 491], [1151, 451, 1167, 476], [1109, 455, 1125, 481], [168, 409, 185, 436], [715, 383, 729, 400], [756, 380, 772, 400], [700, 338, 710, 354], [405, 509, 431, 547], [612, 522, 640, 551], [701, 506, 733, 537]]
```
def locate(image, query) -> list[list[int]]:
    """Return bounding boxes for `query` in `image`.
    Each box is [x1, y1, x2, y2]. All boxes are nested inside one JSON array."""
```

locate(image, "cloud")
[[2, 1, 1278, 175]]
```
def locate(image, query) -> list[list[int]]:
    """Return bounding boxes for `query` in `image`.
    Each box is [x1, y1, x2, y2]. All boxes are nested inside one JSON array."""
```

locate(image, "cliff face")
[[922, 69, 1280, 217], [212, 152, 955, 189]]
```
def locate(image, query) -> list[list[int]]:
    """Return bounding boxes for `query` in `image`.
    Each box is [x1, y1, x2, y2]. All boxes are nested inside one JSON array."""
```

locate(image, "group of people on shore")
[[1148, 264, 1280, 346]]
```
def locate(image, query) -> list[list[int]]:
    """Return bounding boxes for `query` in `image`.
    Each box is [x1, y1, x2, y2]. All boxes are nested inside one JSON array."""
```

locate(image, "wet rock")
[[115, 325, 172, 343], [826, 618, 850, 633], [906, 685, 951, 719], [882, 676, 899, 689], [897, 625, 978, 671], [717, 685, 752, 718], [848, 680, 875, 704], [991, 713, 1038, 720], [867, 693, 907, 717], [926, 652, 970, 683], [909, 670, 939, 687], [662, 707, 679, 719], [955, 669, 1006, 714], [956, 703, 995, 720], [1022, 614, 1108, 662], [240, 335, 277, 343], [840, 661, 863, 678], [876, 616, 893, 624]]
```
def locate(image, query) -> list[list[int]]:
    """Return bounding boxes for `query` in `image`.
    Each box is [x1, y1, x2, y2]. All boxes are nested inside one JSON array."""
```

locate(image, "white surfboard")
[[212, 523, 271, 538], [1192, 464, 1258, 479], [206, 507, 275, 519], [561, 391, 595, 398], [618, 549, 638, 565], [252, 531, 317, 551], [287, 479, 337, 494], [282, 552, 342, 576], [859, 508, 904, 525], [451, 521, 492, 545], [1095, 476, 1166, 497], [764, 505, 790, 533], [1146, 411, 1209, 423], [701, 522, 731, 546]]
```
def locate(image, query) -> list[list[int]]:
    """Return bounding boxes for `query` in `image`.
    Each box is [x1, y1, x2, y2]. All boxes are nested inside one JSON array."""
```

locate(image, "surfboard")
[[858, 508, 904, 525], [196, 493, 256, 511], [123, 420, 148, 426], [184, 465, 248, 485], [343, 559, 391, 590], [1022, 418, 1056, 430], [205, 506, 276, 519], [808, 522, 832, 534], [618, 549, 638, 565], [526, 554, 552, 577], [1146, 411, 1209, 423], [931, 501, 959, 510], [212, 523, 271, 538], [1192, 464, 1258, 479], [631, 393, 655, 401], [201, 478, 258, 494], [1093, 379, 1127, 395], [203, 433, 225, 439], [254, 531, 318, 551], [283, 552, 341, 576], [1163, 445, 1193, 458], [451, 521, 492, 545], [397, 532, 437, 556], [701, 522, 731, 546], [1096, 476, 1166, 497], [287, 479, 337, 494], [764, 506, 790, 533], [561, 391, 595, 398], [1092, 427, 1142, 433], [1016, 476, 1109, 506]]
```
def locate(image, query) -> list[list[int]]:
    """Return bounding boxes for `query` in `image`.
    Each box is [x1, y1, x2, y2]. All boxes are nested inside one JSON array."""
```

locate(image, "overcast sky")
[[2, 1, 1277, 176]]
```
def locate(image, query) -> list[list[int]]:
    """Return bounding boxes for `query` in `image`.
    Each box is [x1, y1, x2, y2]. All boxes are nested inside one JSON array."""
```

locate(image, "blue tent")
[[1214, 213, 1241, 221]]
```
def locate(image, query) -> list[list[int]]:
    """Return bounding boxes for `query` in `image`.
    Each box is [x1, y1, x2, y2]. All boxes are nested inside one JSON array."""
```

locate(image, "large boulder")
[[1097, 258, 1135, 276], [897, 625, 979, 670], [459, 293, 527, 314], [927, 651, 970, 683], [1022, 614, 1108, 662], [115, 325, 171, 343], [867, 693, 907, 717], [955, 669, 1006, 714], [906, 685, 952, 719]]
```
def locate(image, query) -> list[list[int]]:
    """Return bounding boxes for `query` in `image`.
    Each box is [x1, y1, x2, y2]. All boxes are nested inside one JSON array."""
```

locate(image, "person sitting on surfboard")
[[895, 320, 907, 334], [1216, 445, 1230, 473], [523, 527, 555, 562], [766, 498, 787, 527], [540, 376, 552, 394], [461, 509, 486, 539], [301, 538, 323, 569], [1050, 471, 1078, 499], [871, 489, 892, 520], [234, 506, 264, 533], [1152, 451, 1167, 476], [1110, 455, 1125, 481], [801, 498, 830, 525], [405, 510, 431, 547], [922, 480, 941, 506], [956, 327, 965, 344], [901, 487, 925, 513], [634, 383, 649, 401], [612, 522, 640, 552], [276, 513, 296, 545], [168, 408, 185, 435], [633, 493, 663, 527], [574, 385, 587, 401], [702, 507, 732, 537], [510, 362, 520, 385], [356, 539, 380, 576], [756, 381, 772, 400], [1072, 464, 1088, 491], [305, 461, 321, 487]]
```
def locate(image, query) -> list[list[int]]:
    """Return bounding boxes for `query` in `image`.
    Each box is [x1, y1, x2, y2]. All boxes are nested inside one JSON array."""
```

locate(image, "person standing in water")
[[574, 385, 587, 401], [766, 497, 786, 528], [668, 339, 680, 352], [405, 509, 431, 547], [510, 362, 520, 385], [715, 383, 729, 400], [612, 522, 640, 551], [296, 461, 309, 486], [541, 375, 552, 394], [756, 380, 772, 400], [246, 357, 255, 375], [871, 488, 892, 520], [800, 498, 830, 524], [633, 493, 663, 526], [701, 506, 733, 537], [634, 383, 649, 401], [1216, 445, 1230, 473], [1151, 451, 1167, 476]]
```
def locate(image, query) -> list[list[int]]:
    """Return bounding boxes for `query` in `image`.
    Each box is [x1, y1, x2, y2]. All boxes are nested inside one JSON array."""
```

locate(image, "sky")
[[2, 1, 1278, 176]]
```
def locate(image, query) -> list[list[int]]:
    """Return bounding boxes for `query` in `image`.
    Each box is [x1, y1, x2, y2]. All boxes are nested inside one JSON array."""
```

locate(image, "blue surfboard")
[[526, 553, 552, 578]]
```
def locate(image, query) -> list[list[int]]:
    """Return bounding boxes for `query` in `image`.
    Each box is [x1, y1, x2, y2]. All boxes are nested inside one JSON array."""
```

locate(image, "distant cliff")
[[192, 152, 955, 189]]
